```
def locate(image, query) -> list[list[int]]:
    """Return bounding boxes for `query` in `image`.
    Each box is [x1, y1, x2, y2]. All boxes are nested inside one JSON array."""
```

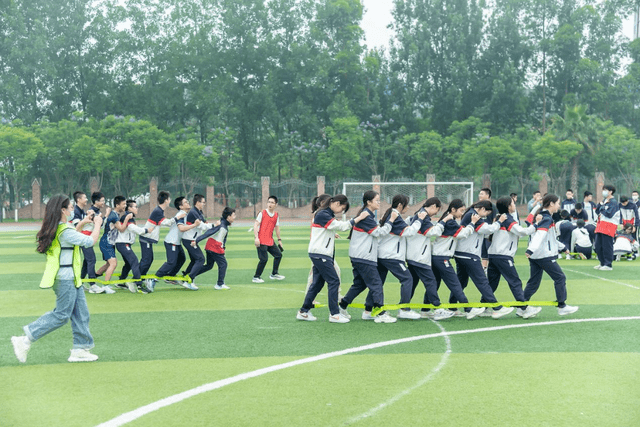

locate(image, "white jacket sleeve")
[[127, 223, 147, 236], [400, 220, 422, 238], [510, 224, 536, 238], [455, 224, 475, 240], [370, 222, 392, 238], [425, 222, 445, 238], [476, 221, 500, 235], [327, 218, 354, 232]]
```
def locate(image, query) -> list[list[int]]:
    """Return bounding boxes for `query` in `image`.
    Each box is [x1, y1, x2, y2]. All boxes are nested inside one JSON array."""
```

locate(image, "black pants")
[[139, 240, 155, 276], [80, 246, 97, 281], [430, 256, 471, 312], [373, 258, 413, 309], [156, 242, 186, 278], [595, 233, 614, 267], [116, 243, 141, 284], [340, 260, 384, 311], [302, 256, 341, 315], [524, 257, 567, 307], [574, 244, 593, 259], [254, 244, 282, 278], [200, 251, 228, 286], [454, 254, 500, 307], [408, 263, 442, 308], [487, 256, 526, 308], [182, 239, 205, 282], [585, 224, 596, 244]]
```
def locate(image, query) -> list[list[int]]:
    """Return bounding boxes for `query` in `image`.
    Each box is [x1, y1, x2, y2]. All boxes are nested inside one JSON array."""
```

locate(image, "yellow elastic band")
[[81, 275, 191, 285]]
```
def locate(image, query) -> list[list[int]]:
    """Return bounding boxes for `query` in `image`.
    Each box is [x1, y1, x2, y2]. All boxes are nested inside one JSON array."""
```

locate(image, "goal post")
[[341, 181, 474, 215]]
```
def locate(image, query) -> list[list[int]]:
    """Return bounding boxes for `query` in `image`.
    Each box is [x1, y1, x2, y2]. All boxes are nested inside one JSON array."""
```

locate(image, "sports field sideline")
[[1, 225, 639, 426]]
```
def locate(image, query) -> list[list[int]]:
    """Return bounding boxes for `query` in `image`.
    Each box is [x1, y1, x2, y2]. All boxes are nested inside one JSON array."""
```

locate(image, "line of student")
[[298, 190, 579, 324]]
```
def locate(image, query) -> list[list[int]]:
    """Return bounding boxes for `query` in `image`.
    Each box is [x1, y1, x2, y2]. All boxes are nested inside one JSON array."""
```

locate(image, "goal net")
[[342, 181, 474, 215]]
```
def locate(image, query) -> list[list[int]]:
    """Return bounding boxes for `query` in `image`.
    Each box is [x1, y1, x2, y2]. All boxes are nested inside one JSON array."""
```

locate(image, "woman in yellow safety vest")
[[11, 194, 103, 363]]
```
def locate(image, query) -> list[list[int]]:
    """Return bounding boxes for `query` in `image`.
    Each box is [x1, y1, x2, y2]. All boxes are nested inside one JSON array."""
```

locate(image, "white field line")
[[344, 320, 452, 425], [565, 268, 640, 290], [95, 316, 640, 427]]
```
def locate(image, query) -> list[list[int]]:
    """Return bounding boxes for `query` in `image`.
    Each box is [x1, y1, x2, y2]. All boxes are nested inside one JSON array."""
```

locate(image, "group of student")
[[538, 187, 640, 269], [297, 188, 582, 324]]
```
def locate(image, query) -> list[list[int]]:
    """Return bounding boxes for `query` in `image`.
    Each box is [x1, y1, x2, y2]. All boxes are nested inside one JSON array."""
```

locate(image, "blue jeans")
[[25, 279, 94, 350]]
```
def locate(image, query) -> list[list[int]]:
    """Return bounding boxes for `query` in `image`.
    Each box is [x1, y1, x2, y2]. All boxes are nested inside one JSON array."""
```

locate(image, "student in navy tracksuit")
[[477, 188, 495, 270], [555, 210, 575, 259], [71, 191, 104, 294], [430, 199, 485, 319], [453, 200, 514, 319], [569, 203, 588, 223], [557, 189, 576, 222], [618, 196, 639, 231], [373, 195, 426, 320], [571, 219, 593, 259], [338, 191, 398, 323], [115, 200, 152, 293], [488, 197, 541, 319], [582, 191, 597, 243], [298, 195, 369, 323], [139, 191, 176, 290], [405, 197, 455, 321], [194, 207, 236, 290], [524, 194, 579, 315], [594, 185, 620, 270], [181, 194, 214, 289]]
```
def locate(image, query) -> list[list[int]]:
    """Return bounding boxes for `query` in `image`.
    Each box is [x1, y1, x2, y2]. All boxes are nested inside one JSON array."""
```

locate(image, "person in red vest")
[[252, 195, 284, 283]]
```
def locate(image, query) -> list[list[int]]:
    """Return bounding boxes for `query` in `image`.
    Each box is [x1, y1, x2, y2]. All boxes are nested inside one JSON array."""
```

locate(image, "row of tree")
[[1, 0, 640, 208]]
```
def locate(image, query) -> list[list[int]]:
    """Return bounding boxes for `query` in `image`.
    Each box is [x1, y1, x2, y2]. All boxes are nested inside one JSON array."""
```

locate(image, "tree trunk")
[[571, 155, 579, 194]]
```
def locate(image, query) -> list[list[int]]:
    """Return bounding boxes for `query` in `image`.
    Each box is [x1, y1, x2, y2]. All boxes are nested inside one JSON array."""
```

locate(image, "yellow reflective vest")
[[39, 223, 83, 289]]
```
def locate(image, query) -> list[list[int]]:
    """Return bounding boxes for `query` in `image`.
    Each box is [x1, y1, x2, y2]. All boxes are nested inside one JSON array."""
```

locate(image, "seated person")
[[570, 203, 588, 224], [570, 219, 593, 259], [556, 210, 576, 259], [613, 223, 639, 261]]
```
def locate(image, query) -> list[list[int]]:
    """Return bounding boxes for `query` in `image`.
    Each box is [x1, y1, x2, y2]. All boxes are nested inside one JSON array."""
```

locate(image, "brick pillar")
[[206, 177, 215, 219], [317, 176, 325, 196], [372, 175, 381, 194], [426, 174, 435, 199], [149, 177, 158, 212], [31, 178, 41, 220], [89, 176, 100, 195], [482, 174, 491, 191], [596, 172, 605, 204], [261, 176, 270, 208], [539, 173, 549, 196]]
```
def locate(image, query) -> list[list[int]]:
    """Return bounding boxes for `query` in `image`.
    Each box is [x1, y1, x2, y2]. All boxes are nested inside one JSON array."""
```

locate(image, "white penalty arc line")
[[95, 316, 640, 427], [565, 268, 640, 290]]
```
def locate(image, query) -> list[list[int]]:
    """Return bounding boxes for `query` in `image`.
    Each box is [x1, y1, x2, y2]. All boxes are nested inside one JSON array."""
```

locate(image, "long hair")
[[311, 194, 331, 213], [348, 190, 379, 239], [445, 199, 465, 215], [496, 197, 512, 215], [317, 194, 350, 215], [36, 195, 70, 254], [542, 194, 559, 208], [464, 199, 493, 217], [380, 194, 408, 227], [415, 197, 441, 215]]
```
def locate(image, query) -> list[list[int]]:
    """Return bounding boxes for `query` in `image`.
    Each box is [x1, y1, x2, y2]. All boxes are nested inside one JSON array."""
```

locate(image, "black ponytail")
[[445, 199, 466, 215], [311, 194, 331, 213], [348, 190, 378, 240], [380, 194, 408, 227]]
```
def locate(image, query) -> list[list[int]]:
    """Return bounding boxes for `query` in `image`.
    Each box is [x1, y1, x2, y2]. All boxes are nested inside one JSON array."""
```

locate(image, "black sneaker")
[[115, 283, 129, 291]]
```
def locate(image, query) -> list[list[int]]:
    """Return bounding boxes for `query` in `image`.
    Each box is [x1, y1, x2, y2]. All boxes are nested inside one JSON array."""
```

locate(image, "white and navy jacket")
[[595, 199, 620, 237], [196, 217, 231, 254], [570, 227, 592, 250], [377, 211, 421, 261], [488, 214, 536, 259], [526, 210, 561, 259], [561, 198, 576, 214], [454, 208, 501, 258], [182, 207, 212, 241], [308, 207, 355, 260], [613, 232, 639, 253], [164, 210, 188, 245], [618, 203, 639, 227], [71, 205, 94, 235], [115, 211, 147, 244], [405, 209, 446, 267], [349, 208, 392, 265], [583, 200, 597, 224], [140, 206, 175, 244], [432, 219, 475, 258], [555, 219, 576, 251], [570, 208, 588, 223]]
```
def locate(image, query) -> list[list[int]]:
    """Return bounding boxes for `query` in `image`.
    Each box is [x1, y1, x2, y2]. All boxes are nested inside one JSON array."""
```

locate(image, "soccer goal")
[[342, 181, 474, 213]]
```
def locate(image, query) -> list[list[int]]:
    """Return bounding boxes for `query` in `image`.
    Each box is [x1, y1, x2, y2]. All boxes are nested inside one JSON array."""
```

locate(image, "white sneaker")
[[11, 336, 31, 363], [420, 310, 435, 319], [269, 274, 285, 280], [374, 312, 397, 323], [599, 266, 612, 271], [517, 306, 542, 319], [329, 314, 350, 323], [565, 253, 571, 260], [126, 282, 138, 293], [214, 284, 230, 290], [147, 279, 157, 293], [296, 310, 317, 321], [102, 286, 116, 294], [397, 309, 421, 320], [68, 348, 99, 362], [491, 306, 514, 319], [479, 307, 494, 317], [452, 310, 467, 318], [558, 305, 579, 316], [89, 284, 105, 294], [181, 281, 198, 291], [466, 307, 486, 319], [252, 277, 265, 283], [361, 311, 375, 320], [433, 308, 455, 321], [339, 306, 351, 319], [593, 265, 602, 270]]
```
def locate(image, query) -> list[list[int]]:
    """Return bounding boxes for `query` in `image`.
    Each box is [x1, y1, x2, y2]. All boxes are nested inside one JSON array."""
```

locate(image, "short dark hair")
[[73, 191, 85, 203], [174, 196, 186, 210], [222, 207, 236, 219], [575, 202, 583, 210], [193, 194, 205, 205], [576, 219, 585, 228], [268, 195, 278, 204], [603, 184, 616, 194], [126, 199, 137, 210], [560, 210, 570, 219], [633, 190, 639, 194], [533, 190, 540, 195], [620, 196, 629, 203], [510, 193, 517, 198], [158, 191, 170, 205], [584, 191, 592, 198], [566, 189, 573, 193], [480, 188, 492, 197], [114, 195, 126, 206], [91, 192, 104, 204]]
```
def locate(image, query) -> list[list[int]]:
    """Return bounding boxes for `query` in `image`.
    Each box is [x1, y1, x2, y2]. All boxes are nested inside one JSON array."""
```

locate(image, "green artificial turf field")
[[1, 225, 639, 427]]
